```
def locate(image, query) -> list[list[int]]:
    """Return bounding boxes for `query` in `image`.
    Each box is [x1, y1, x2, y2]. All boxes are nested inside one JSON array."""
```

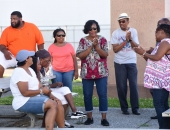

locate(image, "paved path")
[[0, 105, 159, 129]]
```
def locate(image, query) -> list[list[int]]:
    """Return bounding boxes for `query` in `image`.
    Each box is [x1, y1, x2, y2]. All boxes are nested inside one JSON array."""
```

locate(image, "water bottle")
[[49, 65, 53, 77]]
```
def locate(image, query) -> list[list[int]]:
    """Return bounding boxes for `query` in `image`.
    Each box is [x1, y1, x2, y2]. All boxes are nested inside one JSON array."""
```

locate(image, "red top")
[[76, 36, 109, 79]]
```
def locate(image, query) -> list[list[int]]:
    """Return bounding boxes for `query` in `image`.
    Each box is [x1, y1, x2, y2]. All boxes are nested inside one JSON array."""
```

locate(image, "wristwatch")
[[40, 88, 44, 95]]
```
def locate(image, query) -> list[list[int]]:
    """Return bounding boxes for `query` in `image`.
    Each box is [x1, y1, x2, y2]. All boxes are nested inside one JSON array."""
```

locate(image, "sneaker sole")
[[71, 115, 86, 119]]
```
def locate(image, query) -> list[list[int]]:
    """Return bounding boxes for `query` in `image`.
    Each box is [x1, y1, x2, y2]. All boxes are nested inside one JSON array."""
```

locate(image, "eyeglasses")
[[89, 28, 97, 31], [56, 34, 66, 37], [43, 59, 51, 64], [119, 20, 126, 24]]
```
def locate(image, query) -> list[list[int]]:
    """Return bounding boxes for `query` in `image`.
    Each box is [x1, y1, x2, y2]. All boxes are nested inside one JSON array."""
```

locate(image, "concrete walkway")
[[0, 104, 159, 129]]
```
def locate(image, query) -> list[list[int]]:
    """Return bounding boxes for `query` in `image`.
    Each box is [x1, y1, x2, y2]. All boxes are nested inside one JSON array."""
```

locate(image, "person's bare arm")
[[134, 41, 170, 61], [77, 46, 93, 60], [95, 46, 108, 58], [0, 44, 12, 60], [17, 81, 51, 97], [50, 82, 63, 88], [126, 31, 138, 48], [112, 41, 127, 53], [93, 38, 108, 58], [129, 40, 139, 48], [72, 55, 78, 80], [37, 44, 44, 50], [0, 44, 7, 52], [142, 47, 154, 61]]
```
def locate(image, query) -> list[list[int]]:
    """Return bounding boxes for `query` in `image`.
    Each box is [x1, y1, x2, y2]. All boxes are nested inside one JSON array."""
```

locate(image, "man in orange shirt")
[[0, 11, 44, 78]]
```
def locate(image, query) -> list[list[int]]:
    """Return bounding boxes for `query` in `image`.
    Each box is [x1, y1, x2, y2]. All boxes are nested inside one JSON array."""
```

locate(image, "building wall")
[[165, 0, 170, 18], [0, 0, 111, 53], [108, 0, 165, 97], [0, 0, 110, 26]]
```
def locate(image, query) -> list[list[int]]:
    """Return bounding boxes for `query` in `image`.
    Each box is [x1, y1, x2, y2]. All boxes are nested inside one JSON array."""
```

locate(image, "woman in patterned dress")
[[134, 24, 170, 129]]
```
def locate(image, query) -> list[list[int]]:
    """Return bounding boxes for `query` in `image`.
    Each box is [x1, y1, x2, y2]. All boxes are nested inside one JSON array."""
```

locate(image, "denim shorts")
[[17, 95, 49, 114]]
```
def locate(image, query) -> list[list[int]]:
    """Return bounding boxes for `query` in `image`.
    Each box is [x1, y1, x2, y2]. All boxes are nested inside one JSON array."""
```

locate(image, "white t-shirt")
[[10, 67, 39, 110], [110, 28, 139, 64]]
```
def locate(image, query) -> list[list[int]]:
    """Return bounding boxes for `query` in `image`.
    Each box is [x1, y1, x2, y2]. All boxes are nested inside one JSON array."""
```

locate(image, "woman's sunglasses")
[[89, 28, 97, 31], [56, 34, 66, 37]]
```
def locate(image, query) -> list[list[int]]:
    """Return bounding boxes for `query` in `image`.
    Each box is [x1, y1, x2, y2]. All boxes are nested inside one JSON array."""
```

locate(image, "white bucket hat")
[[118, 13, 130, 21]]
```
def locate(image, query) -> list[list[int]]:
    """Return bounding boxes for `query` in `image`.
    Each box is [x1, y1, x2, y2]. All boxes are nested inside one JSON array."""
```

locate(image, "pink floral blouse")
[[144, 38, 170, 92], [76, 36, 109, 79]]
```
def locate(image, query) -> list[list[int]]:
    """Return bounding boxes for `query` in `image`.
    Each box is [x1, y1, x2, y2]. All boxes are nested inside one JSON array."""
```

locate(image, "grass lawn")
[[1, 79, 168, 107], [0, 85, 157, 108], [72, 85, 155, 108], [0, 96, 13, 105]]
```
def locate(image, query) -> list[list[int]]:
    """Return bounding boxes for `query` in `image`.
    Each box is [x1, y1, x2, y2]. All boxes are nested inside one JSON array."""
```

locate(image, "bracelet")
[[40, 88, 44, 95], [142, 51, 146, 56]]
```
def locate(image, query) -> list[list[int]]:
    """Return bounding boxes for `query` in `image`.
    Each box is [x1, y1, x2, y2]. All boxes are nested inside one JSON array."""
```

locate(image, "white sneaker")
[[65, 120, 74, 128], [71, 110, 86, 119]]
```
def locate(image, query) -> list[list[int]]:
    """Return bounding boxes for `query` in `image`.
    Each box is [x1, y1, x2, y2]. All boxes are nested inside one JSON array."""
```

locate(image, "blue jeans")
[[114, 62, 139, 112], [150, 89, 169, 114], [82, 77, 108, 113], [152, 89, 170, 129], [52, 70, 74, 91]]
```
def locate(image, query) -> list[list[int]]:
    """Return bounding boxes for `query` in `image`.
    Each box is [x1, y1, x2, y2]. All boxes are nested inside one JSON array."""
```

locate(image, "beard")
[[11, 20, 21, 28]]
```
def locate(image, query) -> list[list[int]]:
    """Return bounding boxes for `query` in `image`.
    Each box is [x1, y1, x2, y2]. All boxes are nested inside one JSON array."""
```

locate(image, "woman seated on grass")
[[30, 50, 85, 128], [10, 50, 65, 130]]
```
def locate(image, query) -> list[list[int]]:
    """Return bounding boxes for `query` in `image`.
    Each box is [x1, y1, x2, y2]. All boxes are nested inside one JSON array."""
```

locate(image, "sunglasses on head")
[[56, 34, 66, 37], [119, 20, 126, 24], [89, 28, 97, 31]]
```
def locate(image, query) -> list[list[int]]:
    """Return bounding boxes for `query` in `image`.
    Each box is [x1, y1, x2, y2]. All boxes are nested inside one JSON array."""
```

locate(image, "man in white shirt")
[[110, 13, 140, 115]]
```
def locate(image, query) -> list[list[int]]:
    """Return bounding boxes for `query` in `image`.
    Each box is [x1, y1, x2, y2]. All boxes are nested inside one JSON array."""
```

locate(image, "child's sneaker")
[[75, 110, 86, 115], [65, 120, 74, 128], [71, 111, 86, 118]]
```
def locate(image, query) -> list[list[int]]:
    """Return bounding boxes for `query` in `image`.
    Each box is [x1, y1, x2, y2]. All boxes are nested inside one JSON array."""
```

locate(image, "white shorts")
[[51, 91, 68, 105], [51, 86, 71, 105], [51, 86, 71, 95], [0, 51, 17, 69]]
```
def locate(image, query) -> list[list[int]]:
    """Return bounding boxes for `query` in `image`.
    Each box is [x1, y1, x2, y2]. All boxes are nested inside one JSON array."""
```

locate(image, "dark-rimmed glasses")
[[43, 59, 51, 64]]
